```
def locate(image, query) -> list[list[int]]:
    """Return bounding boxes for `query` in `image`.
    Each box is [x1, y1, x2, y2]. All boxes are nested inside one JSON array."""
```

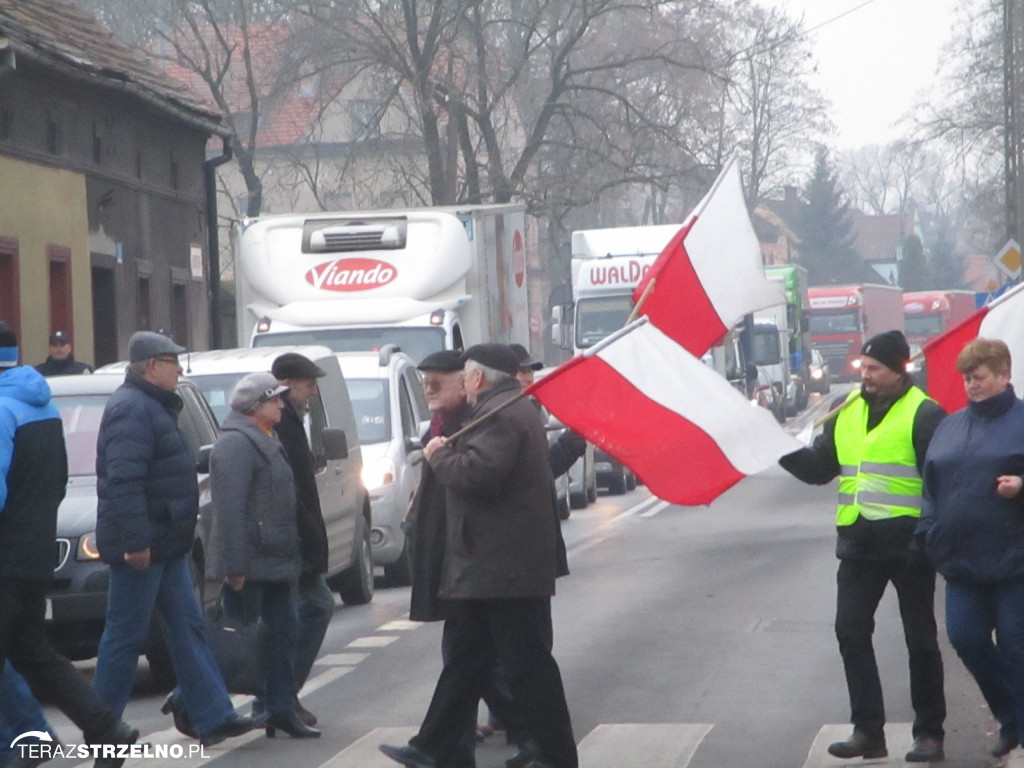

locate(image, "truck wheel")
[[625, 472, 637, 492], [569, 487, 588, 509], [335, 516, 375, 605], [607, 472, 627, 495]]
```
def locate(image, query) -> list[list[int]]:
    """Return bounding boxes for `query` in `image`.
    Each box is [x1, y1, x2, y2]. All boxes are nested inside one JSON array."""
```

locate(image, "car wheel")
[[335, 515, 375, 605], [569, 487, 588, 509], [625, 472, 637, 492], [607, 471, 627, 495], [383, 540, 412, 588]]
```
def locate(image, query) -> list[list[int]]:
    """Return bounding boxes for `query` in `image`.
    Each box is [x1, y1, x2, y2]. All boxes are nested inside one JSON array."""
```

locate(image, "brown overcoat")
[[429, 378, 558, 599]]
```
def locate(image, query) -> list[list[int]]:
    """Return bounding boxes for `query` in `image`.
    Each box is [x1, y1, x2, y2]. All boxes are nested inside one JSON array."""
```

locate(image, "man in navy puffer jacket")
[[93, 331, 252, 748]]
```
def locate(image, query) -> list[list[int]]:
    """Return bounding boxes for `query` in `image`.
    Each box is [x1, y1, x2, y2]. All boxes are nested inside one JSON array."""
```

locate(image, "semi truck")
[[808, 283, 904, 380], [902, 290, 976, 347], [233, 204, 530, 360]]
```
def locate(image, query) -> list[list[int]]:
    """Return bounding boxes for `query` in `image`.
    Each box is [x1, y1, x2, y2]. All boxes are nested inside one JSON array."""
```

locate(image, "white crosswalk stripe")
[[803, 723, 912, 768], [577, 723, 712, 768]]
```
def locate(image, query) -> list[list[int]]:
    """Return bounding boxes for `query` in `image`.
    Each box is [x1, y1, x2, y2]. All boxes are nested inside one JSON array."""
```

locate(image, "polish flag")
[[631, 157, 785, 356], [922, 281, 1024, 412], [528, 318, 802, 506]]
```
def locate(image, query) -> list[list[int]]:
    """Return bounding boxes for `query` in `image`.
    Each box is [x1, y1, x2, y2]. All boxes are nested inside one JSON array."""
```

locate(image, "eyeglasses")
[[153, 356, 180, 365]]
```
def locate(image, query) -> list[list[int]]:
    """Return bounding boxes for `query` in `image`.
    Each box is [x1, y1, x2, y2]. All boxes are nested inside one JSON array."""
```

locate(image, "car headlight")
[[851, 359, 862, 370], [77, 532, 101, 561], [811, 369, 823, 379], [362, 457, 396, 492]]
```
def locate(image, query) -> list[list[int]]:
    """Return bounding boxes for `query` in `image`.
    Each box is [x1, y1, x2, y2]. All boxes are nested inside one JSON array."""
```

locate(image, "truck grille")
[[54, 538, 71, 572], [816, 342, 850, 374]]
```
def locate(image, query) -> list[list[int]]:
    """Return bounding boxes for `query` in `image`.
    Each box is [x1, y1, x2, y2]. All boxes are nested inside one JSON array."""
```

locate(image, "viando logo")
[[306, 258, 398, 292]]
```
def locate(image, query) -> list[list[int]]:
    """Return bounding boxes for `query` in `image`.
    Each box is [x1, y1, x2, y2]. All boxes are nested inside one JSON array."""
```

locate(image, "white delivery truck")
[[551, 223, 682, 356], [234, 204, 530, 361]]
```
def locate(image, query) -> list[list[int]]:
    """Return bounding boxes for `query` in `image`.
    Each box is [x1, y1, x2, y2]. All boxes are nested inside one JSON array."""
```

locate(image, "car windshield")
[[52, 394, 108, 477], [810, 310, 860, 334], [186, 372, 247, 425], [905, 313, 944, 336], [253, 327, 446, 366], [347, 378, 391, 445]]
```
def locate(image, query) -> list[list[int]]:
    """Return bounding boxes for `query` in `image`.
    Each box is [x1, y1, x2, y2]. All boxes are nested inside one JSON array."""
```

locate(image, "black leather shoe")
[[378, 743, 436, 768], [265, 711, 321, 739], [160, 693, 198, 739], [905, 736, 944, 762], [826, 730, 887, 759], [91, 721, 140, 768], [200, 715, 255, 747], [992, 732, 1019, 757]]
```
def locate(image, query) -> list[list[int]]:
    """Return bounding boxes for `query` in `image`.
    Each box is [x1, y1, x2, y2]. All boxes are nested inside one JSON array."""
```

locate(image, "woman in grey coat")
[[209, 372, 319, 739]]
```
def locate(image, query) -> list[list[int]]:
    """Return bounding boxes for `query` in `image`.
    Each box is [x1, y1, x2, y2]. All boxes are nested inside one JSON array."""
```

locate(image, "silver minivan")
[[101, 345, 375, 605]]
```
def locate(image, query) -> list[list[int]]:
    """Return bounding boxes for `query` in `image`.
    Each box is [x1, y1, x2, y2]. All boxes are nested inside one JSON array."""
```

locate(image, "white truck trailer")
[[234, 204, 530, 361]]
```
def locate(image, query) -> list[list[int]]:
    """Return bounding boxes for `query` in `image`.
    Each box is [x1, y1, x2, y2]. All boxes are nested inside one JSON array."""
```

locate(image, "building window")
[[47, 246, 73, 338], [0, 106, 11, 142], [137, 275, 151, 330], [0, 237, 20, 340], [92, 123, 103, 165], [46, 110, 61, 155]]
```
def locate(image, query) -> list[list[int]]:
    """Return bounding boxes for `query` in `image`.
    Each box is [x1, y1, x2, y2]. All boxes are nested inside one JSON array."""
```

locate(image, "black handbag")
[[204, 586, 266, 695]]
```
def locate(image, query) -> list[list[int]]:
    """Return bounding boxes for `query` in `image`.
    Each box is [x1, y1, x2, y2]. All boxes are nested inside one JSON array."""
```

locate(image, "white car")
[[336, 345, 430, 586]]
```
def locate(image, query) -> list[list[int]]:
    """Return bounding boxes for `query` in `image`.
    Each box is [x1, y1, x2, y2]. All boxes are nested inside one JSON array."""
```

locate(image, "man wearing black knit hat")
[[778, 330, 948, 763]]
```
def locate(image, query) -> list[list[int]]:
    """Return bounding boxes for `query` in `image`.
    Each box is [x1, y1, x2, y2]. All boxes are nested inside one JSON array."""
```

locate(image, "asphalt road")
[[36, 390, 1012, 768]]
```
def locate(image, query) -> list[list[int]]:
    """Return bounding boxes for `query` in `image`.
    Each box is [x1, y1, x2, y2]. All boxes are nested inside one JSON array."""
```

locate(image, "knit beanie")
[[861, 330, 910, 373]]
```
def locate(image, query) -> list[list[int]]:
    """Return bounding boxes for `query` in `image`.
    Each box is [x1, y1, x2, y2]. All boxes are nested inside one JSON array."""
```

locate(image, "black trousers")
[[411, 597, 577, 768], [0, 578, 117, 740], [835, 558, 946, 740]]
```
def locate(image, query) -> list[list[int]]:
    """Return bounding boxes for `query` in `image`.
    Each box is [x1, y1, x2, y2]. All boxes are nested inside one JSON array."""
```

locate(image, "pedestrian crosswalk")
[[63, 721, 1024, 768]]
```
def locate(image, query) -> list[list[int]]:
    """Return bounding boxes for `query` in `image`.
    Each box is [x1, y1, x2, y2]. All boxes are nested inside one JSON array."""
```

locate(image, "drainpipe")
[[204, 135, 232, 349]]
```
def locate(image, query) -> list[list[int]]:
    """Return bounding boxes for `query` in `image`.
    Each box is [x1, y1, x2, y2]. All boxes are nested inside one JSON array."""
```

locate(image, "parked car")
[[44, 373, 218, 685], [335, 345, 430, 586], [808, 348, 831, 394], [175, 345, 375, 605]]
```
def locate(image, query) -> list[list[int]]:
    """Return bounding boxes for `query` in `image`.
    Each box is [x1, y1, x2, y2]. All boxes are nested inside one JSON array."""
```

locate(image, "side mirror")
[[196, 444, 213, 474], [323, 427, 348, 460]]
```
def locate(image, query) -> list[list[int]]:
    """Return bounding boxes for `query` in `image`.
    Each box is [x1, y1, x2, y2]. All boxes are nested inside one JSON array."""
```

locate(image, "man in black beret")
[[261, 352, 330, 727], [779, 329, 947, 763], [381, 344, 576, 768]]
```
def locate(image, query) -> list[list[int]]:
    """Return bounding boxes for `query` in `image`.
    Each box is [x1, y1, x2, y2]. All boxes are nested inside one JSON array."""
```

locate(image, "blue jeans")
[[945, 579, 1024, 742], [92, 555, 237, 737], [223, 580, 298, 717], [1, 660, 53, 765]]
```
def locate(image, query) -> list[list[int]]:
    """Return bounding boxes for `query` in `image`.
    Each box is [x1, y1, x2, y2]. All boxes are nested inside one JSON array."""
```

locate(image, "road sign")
[[995, 239, 1022, 279]]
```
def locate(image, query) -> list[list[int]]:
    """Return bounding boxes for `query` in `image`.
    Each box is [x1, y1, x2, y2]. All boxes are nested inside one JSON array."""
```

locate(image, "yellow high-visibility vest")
[[833, 387, 929, 526]]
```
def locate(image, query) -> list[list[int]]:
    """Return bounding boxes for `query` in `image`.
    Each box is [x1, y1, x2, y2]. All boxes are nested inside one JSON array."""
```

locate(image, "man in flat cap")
[[381, 344, 576, 768], [35, 331, 92, 376], [779, 330, 947, 763], [93, 331, 253, 748], [259, 352, 333, 727]]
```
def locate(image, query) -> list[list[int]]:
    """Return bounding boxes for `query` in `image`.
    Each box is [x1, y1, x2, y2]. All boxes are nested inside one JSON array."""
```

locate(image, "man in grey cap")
[[256, 352, 333, 727], [93, 331, 253, 748]]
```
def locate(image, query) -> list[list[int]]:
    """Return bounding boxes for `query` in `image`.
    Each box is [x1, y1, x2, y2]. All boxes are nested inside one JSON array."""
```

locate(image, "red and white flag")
[[528, 318, 802, 506], [631, 156, 785, 356], [922, 282, 1024, 412]]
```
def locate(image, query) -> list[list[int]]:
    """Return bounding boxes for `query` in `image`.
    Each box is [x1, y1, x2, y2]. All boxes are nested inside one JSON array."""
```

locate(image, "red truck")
[[902, 290, 976, 347], [808, 284, 904, 380]]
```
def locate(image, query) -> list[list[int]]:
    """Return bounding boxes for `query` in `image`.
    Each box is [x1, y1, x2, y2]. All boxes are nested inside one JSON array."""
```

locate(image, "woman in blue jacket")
[[918, 338, 1024, 758]]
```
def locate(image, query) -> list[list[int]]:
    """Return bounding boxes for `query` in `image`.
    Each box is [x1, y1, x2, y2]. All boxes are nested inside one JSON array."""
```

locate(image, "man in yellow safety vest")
[[780, 330, 947, 763]]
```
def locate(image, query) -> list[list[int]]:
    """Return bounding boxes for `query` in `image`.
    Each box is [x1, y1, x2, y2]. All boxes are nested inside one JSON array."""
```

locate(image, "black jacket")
[[274, 398, 329, 578], [779, 382, 945, 561], [35, 355, 92, 376]]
